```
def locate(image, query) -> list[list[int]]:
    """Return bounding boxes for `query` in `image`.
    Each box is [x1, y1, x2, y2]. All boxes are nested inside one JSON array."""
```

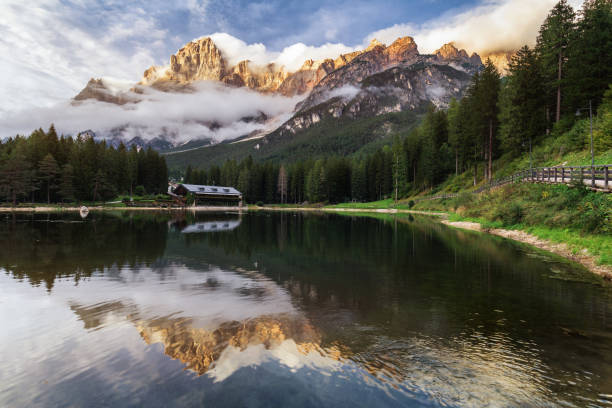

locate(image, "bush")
[[256, 201, 264, 207], [452, 191, 473, 210], [408, 200, 415, 208], [135, 185, 146, 196], [576, 193, 611, 234], [494, 202, 524, 226]]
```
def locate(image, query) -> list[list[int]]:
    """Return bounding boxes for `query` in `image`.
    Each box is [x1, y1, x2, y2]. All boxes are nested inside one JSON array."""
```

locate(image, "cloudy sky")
[[0, 0, 584, 140]]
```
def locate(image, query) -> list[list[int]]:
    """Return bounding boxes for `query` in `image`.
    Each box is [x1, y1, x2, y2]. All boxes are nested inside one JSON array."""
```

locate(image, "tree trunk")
[[47, 183, 50, 204], [546, 106, 550, 135], [473, 163, 477, 186], [455, 148, 458, 176], [93, 181, 98, 202], [556, 51, 562, 123], [488, 119, 493, 182]]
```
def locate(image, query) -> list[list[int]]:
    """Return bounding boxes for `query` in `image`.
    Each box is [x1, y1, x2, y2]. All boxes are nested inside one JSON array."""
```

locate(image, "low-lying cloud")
[[0, 82, 300, 144]]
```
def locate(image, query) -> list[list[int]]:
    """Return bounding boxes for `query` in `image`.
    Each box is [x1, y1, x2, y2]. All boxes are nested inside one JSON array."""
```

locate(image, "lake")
[[0, 211, 611, 407]]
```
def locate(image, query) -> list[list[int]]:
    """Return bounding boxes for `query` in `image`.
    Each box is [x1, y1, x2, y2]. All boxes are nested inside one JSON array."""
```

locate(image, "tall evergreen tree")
[[38, 153, 59, 203], [58, 164, 75, 203], [498, 46, 547, 161], [566, 0, 612, 111], [536, 0, 576, 124]]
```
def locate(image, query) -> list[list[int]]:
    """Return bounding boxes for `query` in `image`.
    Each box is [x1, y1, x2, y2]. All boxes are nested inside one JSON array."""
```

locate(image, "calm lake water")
[[1, 211, 611, 407]]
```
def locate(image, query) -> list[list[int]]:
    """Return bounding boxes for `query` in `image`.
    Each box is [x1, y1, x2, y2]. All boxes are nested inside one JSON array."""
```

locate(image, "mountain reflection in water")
[[0, 211, 611, 408]]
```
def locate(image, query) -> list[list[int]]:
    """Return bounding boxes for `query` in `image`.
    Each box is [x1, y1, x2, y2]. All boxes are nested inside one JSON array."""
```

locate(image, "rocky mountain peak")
[[366, 38, 384, 51], [168, 37, 226, 82], [435, 43, 468, 60], [433, 43, 483, 69], [384, 36, 419, 63]]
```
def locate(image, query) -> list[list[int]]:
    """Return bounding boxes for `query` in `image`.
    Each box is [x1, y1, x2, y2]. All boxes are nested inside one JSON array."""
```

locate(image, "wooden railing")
[[416, 164, 611, 202]]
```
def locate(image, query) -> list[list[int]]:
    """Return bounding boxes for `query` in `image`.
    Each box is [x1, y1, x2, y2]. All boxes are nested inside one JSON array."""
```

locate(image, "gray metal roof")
[[177, 184, 241, 196]]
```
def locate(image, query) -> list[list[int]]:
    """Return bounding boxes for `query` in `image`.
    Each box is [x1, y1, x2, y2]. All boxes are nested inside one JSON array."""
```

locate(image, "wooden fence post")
[[562, 167, 565, 184]]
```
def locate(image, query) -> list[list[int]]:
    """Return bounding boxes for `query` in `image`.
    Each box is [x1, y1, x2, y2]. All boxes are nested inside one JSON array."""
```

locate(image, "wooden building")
[[171, 184, 242, 207]]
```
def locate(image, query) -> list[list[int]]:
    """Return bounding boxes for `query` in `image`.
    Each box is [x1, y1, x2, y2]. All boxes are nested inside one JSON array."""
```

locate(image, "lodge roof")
[[176, 184, 241, 196]]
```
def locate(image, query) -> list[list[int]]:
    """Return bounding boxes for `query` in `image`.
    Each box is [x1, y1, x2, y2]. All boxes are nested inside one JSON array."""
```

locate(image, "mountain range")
[[72, 35, 493, 167]]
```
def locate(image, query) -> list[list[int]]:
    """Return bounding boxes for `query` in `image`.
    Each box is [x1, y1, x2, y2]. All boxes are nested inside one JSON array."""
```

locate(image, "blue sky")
[[0, 0, 584, 118], [52, 0, 482, 71]]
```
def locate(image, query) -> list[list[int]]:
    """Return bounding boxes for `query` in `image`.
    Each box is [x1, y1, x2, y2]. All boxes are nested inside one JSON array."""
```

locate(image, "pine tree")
[[277, 165, 288, 204], [58, 164, 75, 203], [478, 60, 501, 181], [391, 136, 407, 200], [566, 0, 612, 111], [38, 153, 59, 203], [0, 154, 32, 206], [536, 0, 576, 123], [498, 46, 547, 161]]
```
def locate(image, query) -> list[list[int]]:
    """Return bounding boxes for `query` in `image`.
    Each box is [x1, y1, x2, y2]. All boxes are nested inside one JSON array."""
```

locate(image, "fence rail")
[[417, 164, 611, 202]]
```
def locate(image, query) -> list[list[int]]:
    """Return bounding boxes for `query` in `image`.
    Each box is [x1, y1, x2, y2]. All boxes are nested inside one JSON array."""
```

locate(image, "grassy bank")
[[327, 181, 611, 268], [413, 183, 611, 266]]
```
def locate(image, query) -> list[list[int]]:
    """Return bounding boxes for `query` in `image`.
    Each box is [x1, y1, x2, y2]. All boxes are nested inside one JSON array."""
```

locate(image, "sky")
[[0, 0, 585, 140]]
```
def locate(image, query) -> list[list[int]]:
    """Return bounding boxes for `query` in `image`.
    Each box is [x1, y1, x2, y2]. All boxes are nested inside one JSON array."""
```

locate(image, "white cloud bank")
[[204, 0, 584, 72], [1, 82, 300, 144], [367, 0, 585, 54], [208, 33, 356, 72]]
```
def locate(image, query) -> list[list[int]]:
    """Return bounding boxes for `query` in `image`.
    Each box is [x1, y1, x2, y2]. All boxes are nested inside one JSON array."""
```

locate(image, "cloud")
[[208, 33, 356, 72], [0, 0, 165, 114], [0, 82, 300, 144], [366, 0, 585, 54]]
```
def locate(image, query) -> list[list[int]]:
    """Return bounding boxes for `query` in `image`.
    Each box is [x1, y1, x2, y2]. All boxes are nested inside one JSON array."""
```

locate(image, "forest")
[[184, 0, 612, 205], [0, 127, 168, 205], [2, 1, 610, 207]]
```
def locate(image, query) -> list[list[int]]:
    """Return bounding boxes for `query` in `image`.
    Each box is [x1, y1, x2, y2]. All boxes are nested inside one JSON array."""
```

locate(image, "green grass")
[[327, 199, 396, 209], [417, 183, 611, 266], [327, 182, 612, 267], [445, 212, 610, 265]]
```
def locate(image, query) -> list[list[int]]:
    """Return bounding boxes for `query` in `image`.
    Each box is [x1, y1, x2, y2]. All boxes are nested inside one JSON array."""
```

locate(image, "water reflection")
[[181, 219, 242, 233], [0, 211, 611, 407]]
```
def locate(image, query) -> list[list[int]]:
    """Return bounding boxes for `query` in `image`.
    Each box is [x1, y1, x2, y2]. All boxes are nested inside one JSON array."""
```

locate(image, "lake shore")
[[0, 205, 446, 216], [2, 204, 609, 279], [441, 220, 612, 280]]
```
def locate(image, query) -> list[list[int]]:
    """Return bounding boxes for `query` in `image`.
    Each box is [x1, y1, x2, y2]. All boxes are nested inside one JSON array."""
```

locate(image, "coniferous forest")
[[0, 127, 168, 205]]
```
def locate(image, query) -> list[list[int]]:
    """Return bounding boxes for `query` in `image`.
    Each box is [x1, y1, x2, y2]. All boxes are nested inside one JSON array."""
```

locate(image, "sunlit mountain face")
[[1, 211, 610, 407]]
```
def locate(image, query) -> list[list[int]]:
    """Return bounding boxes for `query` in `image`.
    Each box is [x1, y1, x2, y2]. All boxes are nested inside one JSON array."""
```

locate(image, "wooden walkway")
[[418, 164, 611, 202]]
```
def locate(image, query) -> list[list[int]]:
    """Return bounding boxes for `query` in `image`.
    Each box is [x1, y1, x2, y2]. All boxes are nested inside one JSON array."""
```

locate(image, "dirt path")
[[442, 220, 612, 280]]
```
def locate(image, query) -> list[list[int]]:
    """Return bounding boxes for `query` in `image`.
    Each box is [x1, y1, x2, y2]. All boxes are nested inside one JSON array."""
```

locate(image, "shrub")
[[135, 185, 146, 196], [256, 201, 264, 207], [452, 191, 473, 210], [494, 202, 524, 226], [576, 193, 611, 234], [408, 200, 415, 209]]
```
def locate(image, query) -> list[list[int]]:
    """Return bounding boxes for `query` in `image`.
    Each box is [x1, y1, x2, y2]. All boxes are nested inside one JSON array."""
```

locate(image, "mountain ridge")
[[71, 36, 487, 153]]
